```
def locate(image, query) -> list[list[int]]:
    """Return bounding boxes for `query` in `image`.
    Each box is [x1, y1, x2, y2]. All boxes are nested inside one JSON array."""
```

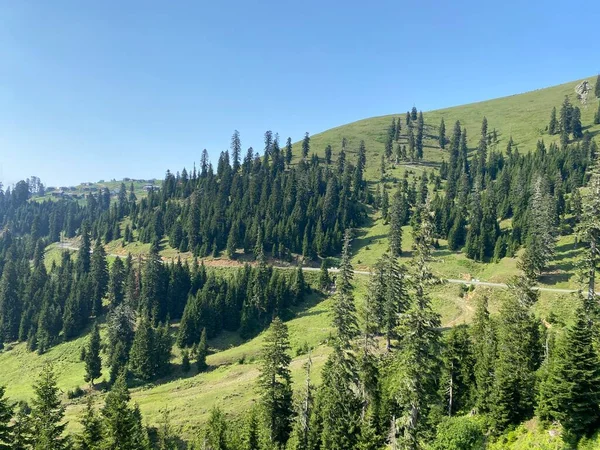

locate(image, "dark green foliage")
[[431, 416, 485, 450], [30, 364, 68, 449], [490, 289, 540, 431], [0, 386, 13, 450], [258, 317, 293, 444], [439, 325, 475, 417], [90, 241, 108, 316], [101, 371, 146, 449], [84, 323, 102, 386], [548, 106, 557, 134], [197, 327, 208, 372], [200, 407, 228, 450], [318, 260, 331, 291], [439, 118, 446, 149], [537, 306, 600, 442], [471, 296, 496, 414], [77, 397, 103, 450], [129, 317, 172, 381], [0, 260, 20, 342], [302, 132, 310, 159]]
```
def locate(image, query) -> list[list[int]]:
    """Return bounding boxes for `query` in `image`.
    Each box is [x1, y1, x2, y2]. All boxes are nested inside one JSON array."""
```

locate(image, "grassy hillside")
[[292, 76, 599, 181]]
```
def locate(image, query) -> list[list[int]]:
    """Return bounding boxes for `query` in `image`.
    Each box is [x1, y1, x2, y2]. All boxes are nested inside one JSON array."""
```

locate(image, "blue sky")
[[1, 0, 598, 187]]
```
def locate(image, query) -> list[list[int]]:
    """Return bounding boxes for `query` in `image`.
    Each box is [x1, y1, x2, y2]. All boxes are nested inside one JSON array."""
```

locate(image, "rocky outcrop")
[[575, 80, 592, 104]]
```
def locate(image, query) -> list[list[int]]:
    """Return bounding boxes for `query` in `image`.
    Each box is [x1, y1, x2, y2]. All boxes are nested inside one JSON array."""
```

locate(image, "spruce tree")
[[288, 356, 313, 450], [439, 118, 446, 149], [302, 132, 310, 159], [201, 407, 228, 450], [197, 327, 208, 372], [490, 290, 540, 431], [318, 260, 331, 291], [577, 151, 600, 306], [84, 322, 102, 387], [332, 230, 359, 358], [519, 176, 556, 280], [548, 106, 557, 134], [77, 397, 102, 450], [90, 240, 108, 317], [258, 317, 293, 444], [392, 199, 441, 446], [381, 253, 409, 351], [30, 364, 68, 449], [389, 188, 404, 257], [129, 317, 154, 381], [0, 260, 20, 342], [101, 372, 138, 449], [0, 386, 12, 450], [596, 74, 600, 98], [107, 256, 125, 307], [470, 296, 496, 413], [537, 306, 600, 441], [438, 325, 474, 416]]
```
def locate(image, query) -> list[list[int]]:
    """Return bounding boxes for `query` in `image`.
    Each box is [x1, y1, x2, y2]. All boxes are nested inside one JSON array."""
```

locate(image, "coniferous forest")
[[1, 81, 600, 449]]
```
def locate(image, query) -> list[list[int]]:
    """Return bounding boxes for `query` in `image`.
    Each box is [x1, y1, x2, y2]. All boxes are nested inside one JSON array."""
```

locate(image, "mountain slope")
[[293, 76, 599, 181]]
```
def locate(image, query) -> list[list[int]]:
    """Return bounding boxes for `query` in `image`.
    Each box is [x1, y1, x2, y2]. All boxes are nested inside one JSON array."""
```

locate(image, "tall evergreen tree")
[[84, 323, 102, 387], [101, 371, 139, 450], [0, 260, 20, 342], [258, 317, 293, 445], [90, 241, 108, 317], [438, 118, 446, 149], [537, 305, 600, 442], [548, 106, 557, 134], [197, 327, 208, 372], [77, 222, 92, 274], [470, 296, 496, 414], [0, 386, 13, 450], [302, 132, 310, 159], [389, 188, 404, 257], [77, 397, 103, 450], [30, 364, 68, 450]]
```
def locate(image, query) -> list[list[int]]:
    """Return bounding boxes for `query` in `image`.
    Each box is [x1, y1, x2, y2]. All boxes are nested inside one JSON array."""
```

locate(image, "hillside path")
[[55, 242, 578, 294]]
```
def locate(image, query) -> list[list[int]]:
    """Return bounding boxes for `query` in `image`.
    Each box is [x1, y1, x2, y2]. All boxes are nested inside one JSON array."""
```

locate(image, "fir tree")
[[302, 132, 310, 159], [318, 260, 331, 291], [107, 256, 125, 307], [30, 364, 68, 450], [77, 397, 102, 450], [128, 317, 155, 381], [258, 317, 293, 444], [77, 222, 92, 274], [471, 296, 496, 413], [490, 291, 540, 431], [201, 407, 228, 450], [537, 306, 600, 442], [197, 327, 208, 372], [84, 323, 102, 387], [548, 106, 557, 134], [439, 118, 446, 149], [0, 260, 20, 342], [595, 74, 600, 98], [288, 356, 313, 450], [0, 386, 13, 450], [389, 187, 404, 257], [101, 371, 138, 449], [439, 325, 474, 416], [90, 240, 108, 316]]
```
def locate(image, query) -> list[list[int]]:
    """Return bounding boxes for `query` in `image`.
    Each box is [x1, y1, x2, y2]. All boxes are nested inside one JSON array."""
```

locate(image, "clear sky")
[[1, 0, 598, 187]]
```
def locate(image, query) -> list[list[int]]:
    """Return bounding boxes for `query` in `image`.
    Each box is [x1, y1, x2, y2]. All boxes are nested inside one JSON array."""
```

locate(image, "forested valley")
[[0, 77, 600, 449]]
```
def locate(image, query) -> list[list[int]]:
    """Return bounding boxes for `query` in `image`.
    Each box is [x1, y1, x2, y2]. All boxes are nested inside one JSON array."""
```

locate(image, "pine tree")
[[0, 260, 20, 342], [11, 403, 33, 450], [129, 317, 155, 381], [197, 327, 208, 372], [332, 230, 359, 355], [258, 317, 293, 444], [90, 241, 108, 316], [471, 296, 496, 413], [490, 290, 540, 431], [571, 106, 583, 139], [548, 106, 557, 134], [392, 199, 441, 446], [285, 137, 293, 166], [439, 118, 446, 149], [537, 306, 600, 441], [107, 256, 125, 307], [319, 260, 331, 291], [389, 188, 404, 257], [288, 356, 313, 450], [595, 74, 600, 98], [0, 386, 13, 450], [77, 397, 102, 450], [30, 364, 68, 449], [416, 111, 424, 159], [201, 407, 228, 450], [302, 132, 310, 159], [77, 222, 92, 274], [381, 253, 409, 351], [439, 325, 474, 416], [231, 130, 242, 173], [576, 151, 600, 307], [84, 323, 102, 387], [101, 371, 138, 449], [240, 407, 260, 450], [519, 176, 556, 280]]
